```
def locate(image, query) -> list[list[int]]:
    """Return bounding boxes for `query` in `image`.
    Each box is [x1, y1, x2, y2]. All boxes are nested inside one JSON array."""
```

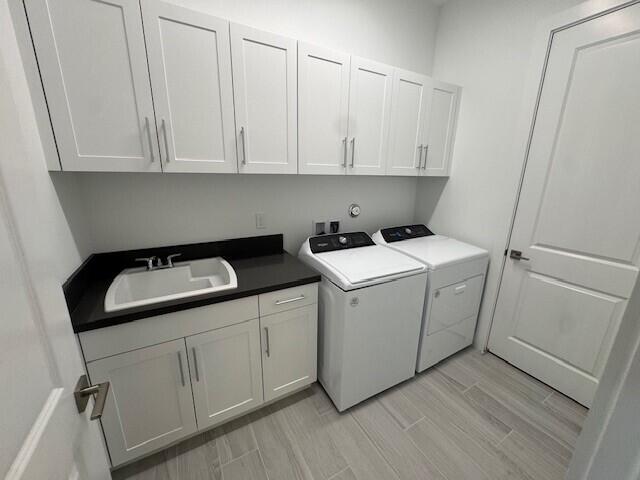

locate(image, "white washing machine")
[[372, 224, 489, 372], [299, 232, 427, 411]]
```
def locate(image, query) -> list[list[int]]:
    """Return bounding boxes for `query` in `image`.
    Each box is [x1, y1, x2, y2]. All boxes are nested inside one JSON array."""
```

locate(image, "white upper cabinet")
[[298, 43, 351, 175], [347, 57, 394, 176], [26, 0, 161, 172], [421, 80, 461, 176], [386, 69, 433, 176], [230, 24, 298, 174], [141, 0, 237, 173]]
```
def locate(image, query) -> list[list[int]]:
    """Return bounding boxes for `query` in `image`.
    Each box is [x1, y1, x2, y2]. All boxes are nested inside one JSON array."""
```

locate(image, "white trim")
[[484, 0, 640, 351], [5, 388, 64, 479]]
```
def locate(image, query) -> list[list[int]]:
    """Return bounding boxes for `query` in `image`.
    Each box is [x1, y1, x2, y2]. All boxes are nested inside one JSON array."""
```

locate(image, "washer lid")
[[316, 245, 425, 287], [384, 236, 489, 270]]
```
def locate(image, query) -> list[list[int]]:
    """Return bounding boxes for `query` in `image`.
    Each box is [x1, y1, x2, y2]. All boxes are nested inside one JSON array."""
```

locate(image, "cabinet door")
[[230, 24, 297, 174], [141, 1, 237, 173], [261, 305, 317, 402], [298, 43, 350, 175], [386, 69, 433, 176], [25, 0, 161, 172], [86, 339, 196, 467], [186, 319, 263, 430], [421, 80, 461, 177], [346, 57, 394, 176]]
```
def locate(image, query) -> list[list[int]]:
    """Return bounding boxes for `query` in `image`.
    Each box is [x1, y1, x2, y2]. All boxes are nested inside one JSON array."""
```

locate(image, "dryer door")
[[427, 274, 484, 335]]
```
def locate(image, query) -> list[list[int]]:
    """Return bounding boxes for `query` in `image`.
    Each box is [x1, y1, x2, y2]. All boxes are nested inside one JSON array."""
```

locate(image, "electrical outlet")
[[255, 213, 267, 229], [329, 220, 340, 233], [313, 221, 326, 236]]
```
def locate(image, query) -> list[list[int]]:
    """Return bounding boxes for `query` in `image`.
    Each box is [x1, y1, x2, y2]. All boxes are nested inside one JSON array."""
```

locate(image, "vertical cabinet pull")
[[422, 144, 429, 169], [177, 352, 186, 387], [144, 117, 154, 163], [240, 127, 247, 165], [264, 327, 270, 357], [162, 118, 170, 163], [417, 144, 423, 168], [342, 137, 348, 168], [192, 347, 200, 382], [350, 137, 356, 167]]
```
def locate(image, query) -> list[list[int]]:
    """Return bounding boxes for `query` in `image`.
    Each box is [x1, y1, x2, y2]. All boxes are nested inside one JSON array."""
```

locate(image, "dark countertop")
[[65, 235, 320, 333]]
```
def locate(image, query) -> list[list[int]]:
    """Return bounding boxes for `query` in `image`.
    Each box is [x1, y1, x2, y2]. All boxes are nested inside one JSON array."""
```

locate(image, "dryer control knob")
[[404, 228, 412, 234], [338, 236, 348, 245]]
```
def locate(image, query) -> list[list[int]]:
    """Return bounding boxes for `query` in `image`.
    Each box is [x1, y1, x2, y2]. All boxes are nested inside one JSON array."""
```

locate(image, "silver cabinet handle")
[[350, 137, 356, 167], [240, 126, 247, 165], [162, 118, 170, 163], [192, 347, 200, 382], [416, 145, 424, 169], [422, 144, 429, 169], [342, 137, 348, 168], [264, 327, 270, 357], [145, 117, 155, 163], [275, 294, 305, 305], [177, 351, 186, 387], [74, 374, 110, 421]]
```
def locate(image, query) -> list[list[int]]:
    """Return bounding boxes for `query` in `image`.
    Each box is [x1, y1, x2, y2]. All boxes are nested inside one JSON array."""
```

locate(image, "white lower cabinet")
[[81, 285, 318, 467], [261, 304, 318, 402], [86, 339, 197, 466], [186, 319, 264, 430]]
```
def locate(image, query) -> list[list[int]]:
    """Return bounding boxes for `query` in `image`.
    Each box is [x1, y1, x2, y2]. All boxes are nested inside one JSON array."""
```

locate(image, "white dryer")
[[299, 232, 427, 411], [372, 225, 489, 372]]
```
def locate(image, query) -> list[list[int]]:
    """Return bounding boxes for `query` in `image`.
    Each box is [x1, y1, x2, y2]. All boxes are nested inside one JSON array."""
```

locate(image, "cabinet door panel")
[[347, 57, 394, 176], [261, 305, 317, 402], [25, 0, 160, 172], [142, 0, 237, 173], [230, 24, 297, 174], [86, 339, 196, 466], [422, 80, 461, 176], [298, 43, 350, 175], [387, 69, 432, 176], [187, 319, 263, 430]]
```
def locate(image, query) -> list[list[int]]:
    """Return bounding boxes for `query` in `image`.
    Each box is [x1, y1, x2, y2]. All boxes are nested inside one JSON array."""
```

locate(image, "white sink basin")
[[104, 257, 237, 312]]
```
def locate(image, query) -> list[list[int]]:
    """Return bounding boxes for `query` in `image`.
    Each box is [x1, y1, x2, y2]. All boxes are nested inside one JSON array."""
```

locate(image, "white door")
[[346, 57, 394, 176], [230, 24, 297, 174], [421, 80, 460, 177], [86, 339, 197, 466], [1, 12, 110, 477], [298, 43, 350, 175], [489, 3, 640, 407], [186, 319, 263, 430], [142, 0, 237, 173], [386, 69, 432, 176], [25, 0, 161, 172], [261, 305, 318, 402]]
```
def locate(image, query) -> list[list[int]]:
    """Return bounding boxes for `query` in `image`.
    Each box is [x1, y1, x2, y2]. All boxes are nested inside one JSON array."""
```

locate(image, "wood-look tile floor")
[[112, 348, 587, 480]]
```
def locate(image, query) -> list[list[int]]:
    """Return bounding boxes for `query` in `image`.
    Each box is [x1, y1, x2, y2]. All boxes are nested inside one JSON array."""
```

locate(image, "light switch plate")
[[255, 213, 267, 229]]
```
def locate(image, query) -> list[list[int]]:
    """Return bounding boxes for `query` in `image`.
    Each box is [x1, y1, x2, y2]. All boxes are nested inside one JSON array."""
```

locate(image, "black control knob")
[[338, 236, 348, 245]]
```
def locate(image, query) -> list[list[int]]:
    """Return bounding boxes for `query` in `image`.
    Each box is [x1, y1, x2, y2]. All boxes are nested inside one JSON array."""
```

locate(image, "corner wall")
[[414, 0, 584, 349]]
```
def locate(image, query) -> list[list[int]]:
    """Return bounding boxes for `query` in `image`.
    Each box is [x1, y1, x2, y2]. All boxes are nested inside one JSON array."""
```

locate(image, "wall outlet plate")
[[255, 213, 267, 229], [329, 221, 340, 233], [313, 221, 326, 236]]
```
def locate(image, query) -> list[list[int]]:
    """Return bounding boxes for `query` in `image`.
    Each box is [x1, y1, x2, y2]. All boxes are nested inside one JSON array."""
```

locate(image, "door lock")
[[75, 374, 110, 420], [509, 250, 530, 261]]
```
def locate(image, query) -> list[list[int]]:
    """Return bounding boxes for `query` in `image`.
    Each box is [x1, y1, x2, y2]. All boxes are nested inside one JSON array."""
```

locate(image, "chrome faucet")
[[135, 253, 182, 271]]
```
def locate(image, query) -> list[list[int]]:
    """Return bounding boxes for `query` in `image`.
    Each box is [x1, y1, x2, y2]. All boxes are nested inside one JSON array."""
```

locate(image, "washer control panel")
[[310, 232, 375, 253], [380, 224, 434, 243]]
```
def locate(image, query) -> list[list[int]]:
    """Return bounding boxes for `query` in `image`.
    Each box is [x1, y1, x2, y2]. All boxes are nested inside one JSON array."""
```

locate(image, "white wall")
[[414, 0, 584, 349], [49, 0, 441, 257], [54, 173, 418, 255]]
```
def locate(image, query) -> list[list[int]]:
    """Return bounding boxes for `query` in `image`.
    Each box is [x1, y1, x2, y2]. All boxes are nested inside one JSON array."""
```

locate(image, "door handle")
[[342, 137, 348, 168], [74, 374, 110, 420], [275, 294, 305, 305], [417, 144, 424, 169], [162, 118, 170, 163], [177, 351, 186, 387], [240, 126, 247, 165], [510, 249, 530, 261], [454, 284, 467, 295], [422, 144, 429, 169], [192, 347, 200, 382]]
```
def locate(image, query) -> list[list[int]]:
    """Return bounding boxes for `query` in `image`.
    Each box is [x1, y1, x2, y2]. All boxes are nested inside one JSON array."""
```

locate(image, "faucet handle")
[[135, 256, 156, 270], [166, 253, 182, 268]]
